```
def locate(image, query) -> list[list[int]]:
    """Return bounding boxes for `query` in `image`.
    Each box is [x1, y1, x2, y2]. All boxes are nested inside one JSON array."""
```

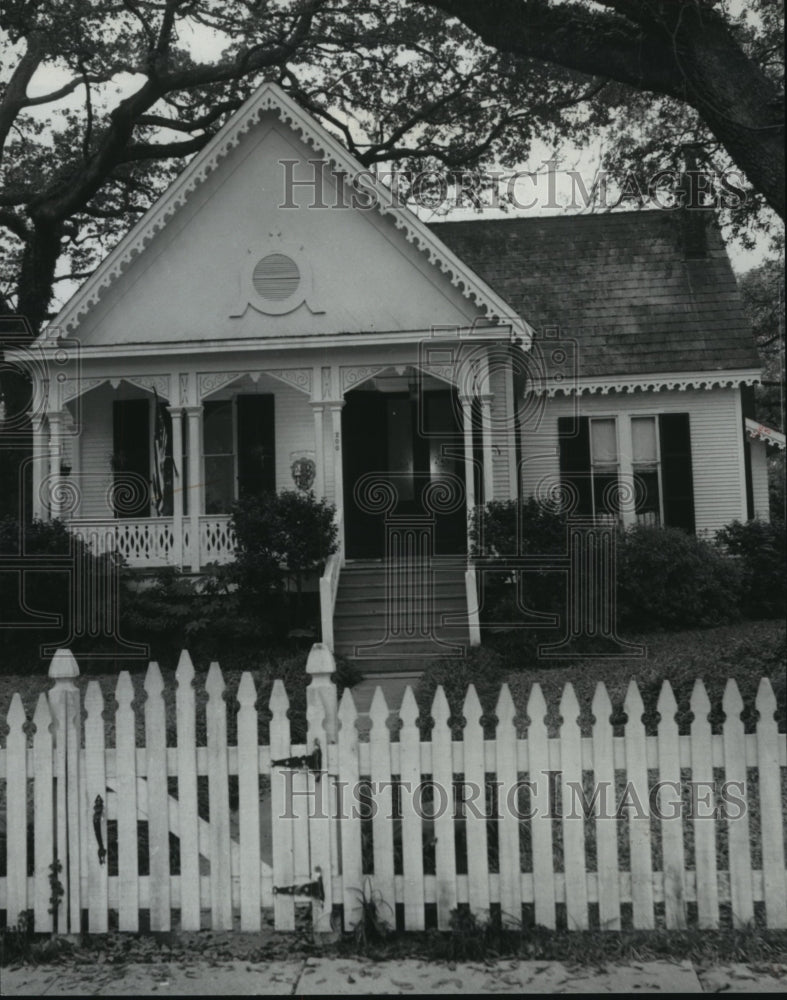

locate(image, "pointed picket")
[[337, 688, 363, 931], [462, 684, 490, 917], [495, 685, 521, 927], [115, 671, 139, 931], [399, 686, 425, 930], [755, 678, 787, 928], [269, 680, 294, 930], [722, 679, 753, 928], [526, 684, 556, 929], [369, 687, 396, 917], [237, 672, 261, 930], [144, 662, 170, 930], [84, 681, 108, 932], [32, 694, 54, 932], [623, 680, 654, 929], [6, 694, 28, 923], [591, 683, 620, 930], [656, 681, 686, 929], [690, 679, 718, 928], [559, 683, 588, 930], [431, 685, 457, 929], [205, 661, 232, 930], [174, 650, 200, 930]]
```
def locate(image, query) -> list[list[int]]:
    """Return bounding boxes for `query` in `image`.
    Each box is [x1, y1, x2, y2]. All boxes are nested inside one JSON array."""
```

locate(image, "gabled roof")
[[430, 211, 760, 381], [49, 82, 528, 341]]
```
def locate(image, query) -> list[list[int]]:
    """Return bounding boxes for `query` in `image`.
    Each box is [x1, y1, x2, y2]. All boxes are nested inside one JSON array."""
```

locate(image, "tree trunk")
[[17, 218, 65, 335]]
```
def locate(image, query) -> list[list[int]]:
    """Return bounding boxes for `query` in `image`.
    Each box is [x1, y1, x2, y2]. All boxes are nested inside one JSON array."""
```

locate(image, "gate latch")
[[273, 869, 324, 902], [271, 740, 322, 776]]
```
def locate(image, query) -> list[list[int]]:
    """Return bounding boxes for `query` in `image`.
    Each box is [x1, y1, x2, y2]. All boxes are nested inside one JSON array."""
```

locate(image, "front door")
[[342, 386, 466, 559]]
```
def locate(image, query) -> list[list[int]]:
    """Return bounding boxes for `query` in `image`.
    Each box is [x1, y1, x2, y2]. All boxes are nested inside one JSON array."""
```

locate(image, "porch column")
[[167, 406, 184, 567], [328, 401, 345, 559], [29, 412, 47, 520], [311, 402, 325, 500], [47, 410, 63, 519], [184, 405, 203, 572], [460, 395, 475, 538], [480, 393, 495, 503]]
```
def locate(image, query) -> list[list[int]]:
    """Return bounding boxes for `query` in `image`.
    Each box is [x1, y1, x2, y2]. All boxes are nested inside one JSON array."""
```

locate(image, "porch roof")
[[430, 210, 760, 380]]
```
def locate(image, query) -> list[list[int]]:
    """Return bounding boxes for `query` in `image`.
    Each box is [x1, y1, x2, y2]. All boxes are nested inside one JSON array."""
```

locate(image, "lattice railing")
[[69, 518, 177, 567], [198, 516, 236, 566]]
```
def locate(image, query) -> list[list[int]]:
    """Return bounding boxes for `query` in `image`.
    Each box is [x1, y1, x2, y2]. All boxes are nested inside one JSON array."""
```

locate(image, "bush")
[[230, 490, 337, 599], [716, 518, 786, 619], [0, 517, 114, 666], [118, 564, 278, 661], [616, 524, 741, 631], [470, 498, 567, 642]]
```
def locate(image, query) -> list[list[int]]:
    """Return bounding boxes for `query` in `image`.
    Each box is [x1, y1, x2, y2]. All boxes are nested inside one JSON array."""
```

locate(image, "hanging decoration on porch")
[[290, 453, 316, 491]]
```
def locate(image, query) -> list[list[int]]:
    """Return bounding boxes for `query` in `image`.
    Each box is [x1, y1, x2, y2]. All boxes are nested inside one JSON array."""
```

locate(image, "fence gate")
[[0, 646, 341, 936]]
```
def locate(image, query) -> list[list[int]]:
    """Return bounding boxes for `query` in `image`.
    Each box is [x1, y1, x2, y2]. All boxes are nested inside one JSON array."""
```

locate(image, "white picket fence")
[[1, 646, 786, 936]]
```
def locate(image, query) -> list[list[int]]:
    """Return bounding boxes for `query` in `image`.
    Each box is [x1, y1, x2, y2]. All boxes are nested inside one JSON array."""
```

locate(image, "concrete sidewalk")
[[3, 957, 787, 995]]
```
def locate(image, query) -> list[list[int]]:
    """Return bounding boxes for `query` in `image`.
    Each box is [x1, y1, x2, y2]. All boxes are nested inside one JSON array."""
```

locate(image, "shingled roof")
[[429, 210, 759, 379]]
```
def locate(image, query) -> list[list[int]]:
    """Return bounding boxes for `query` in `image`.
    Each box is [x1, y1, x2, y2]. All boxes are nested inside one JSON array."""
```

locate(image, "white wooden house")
[[10, 82, 771, 661]]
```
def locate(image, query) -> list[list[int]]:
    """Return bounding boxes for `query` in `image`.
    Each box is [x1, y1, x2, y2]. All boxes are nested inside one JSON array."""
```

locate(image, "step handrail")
[[319, 507, 344, 652]]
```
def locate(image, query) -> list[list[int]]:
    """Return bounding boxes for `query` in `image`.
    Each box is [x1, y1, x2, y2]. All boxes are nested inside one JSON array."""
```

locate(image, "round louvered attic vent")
[[252, 253, 300, 301]]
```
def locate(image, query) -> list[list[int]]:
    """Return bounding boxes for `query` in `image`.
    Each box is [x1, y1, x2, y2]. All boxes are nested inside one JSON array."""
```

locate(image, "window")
[[558, 412, 695, 531], [203, 395, 276, 514], [631, 416, 661, 525], [589, 417, 619, 518]]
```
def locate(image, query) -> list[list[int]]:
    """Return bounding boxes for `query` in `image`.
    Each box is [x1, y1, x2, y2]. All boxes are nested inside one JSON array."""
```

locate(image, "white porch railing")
[[69, 515, 236, 570], [68, 518, 177, 567], [319, 507, 343, 652], [197, 515, 236, 567]]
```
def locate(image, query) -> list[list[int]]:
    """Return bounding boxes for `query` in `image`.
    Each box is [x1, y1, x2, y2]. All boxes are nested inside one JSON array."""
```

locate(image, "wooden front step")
[[333, 558, 470, 672]]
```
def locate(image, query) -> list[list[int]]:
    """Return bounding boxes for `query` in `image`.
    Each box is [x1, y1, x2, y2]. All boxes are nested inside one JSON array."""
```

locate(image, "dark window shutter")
[[112, 399, 150, 518], [659, 413, 695, 533], [558, 415, 592, 515], [237, 395, 276, 496]]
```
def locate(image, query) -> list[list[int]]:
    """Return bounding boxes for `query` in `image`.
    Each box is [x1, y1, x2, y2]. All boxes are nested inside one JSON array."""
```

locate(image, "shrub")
[[0, 517, 114, 666], [230, 490, 337, 599], [470, 498, 567, 642], [716, 518, 786, 619], [615, 524, 741, 631], [118, 564, 277, 661]]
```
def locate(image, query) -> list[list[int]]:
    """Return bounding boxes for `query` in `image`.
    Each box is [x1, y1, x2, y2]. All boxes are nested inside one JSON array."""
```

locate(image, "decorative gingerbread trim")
[[341, 365, 385, 394], [745, 417, 785, 451], [49, 82, 527, 339], [267, 368, 312, 394], [124, 374, 171, 400], [199, 371, 244, 398], [527, 371, 761, 398]]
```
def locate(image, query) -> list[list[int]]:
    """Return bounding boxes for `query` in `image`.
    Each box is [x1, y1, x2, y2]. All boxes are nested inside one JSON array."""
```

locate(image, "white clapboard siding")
[[3, 653, 787, 937]]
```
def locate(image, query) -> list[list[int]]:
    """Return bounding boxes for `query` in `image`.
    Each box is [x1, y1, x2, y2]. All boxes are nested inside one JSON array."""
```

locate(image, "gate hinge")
[[273, 869, 324, 902], [271, 739, 322, 777]]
